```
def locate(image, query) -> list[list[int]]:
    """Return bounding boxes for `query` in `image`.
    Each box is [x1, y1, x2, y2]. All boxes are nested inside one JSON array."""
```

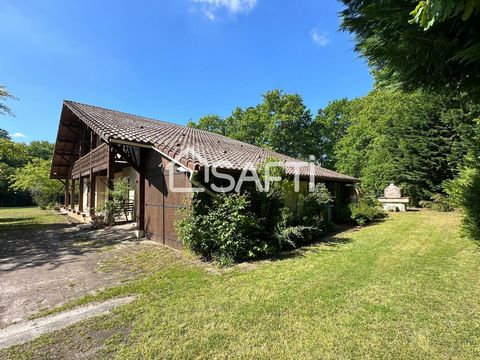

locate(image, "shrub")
[[250, 188, 291, 253], [273, 222, 316, 249], [445, 121, 480, 241], [95, 200, 117, 226], [419, 193, 454, 212], [176, 194, 262, 266], [333, 202, 352, 223], [176, 159, 339, 265], [349, 195, 387, 226], [446, 157, 480, 240], [95, 177, 130, 226], [253, 158, 333, 248], [293, 184, 332, 242]]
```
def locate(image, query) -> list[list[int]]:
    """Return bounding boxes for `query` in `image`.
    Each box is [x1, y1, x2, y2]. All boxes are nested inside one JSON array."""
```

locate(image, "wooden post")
[[90, 128, 97, 150], [65, 177, 70, 210], [89, 173, 96, 216], [136, 148, 145, 232], [107, 146, 115, 199], [78, 177, 84, 212], [71, 178, 76, 212]]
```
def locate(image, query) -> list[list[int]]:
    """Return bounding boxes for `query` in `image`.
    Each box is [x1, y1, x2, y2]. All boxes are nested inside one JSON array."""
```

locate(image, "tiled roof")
[[62, 100, 358, 182]]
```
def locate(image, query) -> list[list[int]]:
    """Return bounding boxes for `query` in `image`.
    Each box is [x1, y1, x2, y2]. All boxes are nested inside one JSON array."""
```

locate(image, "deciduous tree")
[[189, 90, 315, 159], [0, 85, 16, 116], [10, 158, 63, 208], [334, 90, 479, 204]]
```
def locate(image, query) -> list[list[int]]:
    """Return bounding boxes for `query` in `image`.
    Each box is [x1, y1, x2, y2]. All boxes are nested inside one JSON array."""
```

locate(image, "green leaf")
[[462, 0, 475, 20]]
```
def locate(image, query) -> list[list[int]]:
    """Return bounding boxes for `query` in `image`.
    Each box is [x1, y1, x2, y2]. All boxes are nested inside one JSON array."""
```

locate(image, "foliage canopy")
[[10, 158, 63, 208], [340, 0, 480, 96]]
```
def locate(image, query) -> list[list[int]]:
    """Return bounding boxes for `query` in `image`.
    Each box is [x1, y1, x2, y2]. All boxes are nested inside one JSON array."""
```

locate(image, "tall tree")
[[340, 0, 480, 238], [0, 138, 55, 207], [27, 141, 55, 160], [313, 98, 356, 169], [335, 90, 479, 204], [189, 90, 315, 159], [188, 115, 229, 136], [0, 129, 10, 140], [0, 138, 30, 206], [10, 158, 63, 208], [340, 0, 480, 96], [0, 85, 16, 116], [227, 106, 271, 147], [261, 90, 315, 158], [410, 0, 480, 30]]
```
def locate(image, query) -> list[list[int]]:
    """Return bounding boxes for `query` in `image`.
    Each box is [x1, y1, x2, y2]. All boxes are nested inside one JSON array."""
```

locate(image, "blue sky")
[[0, 0, 372, 142]]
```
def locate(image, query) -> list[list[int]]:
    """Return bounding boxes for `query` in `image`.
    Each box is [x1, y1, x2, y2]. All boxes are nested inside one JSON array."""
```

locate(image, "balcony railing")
[[71, 143, 109, 178]]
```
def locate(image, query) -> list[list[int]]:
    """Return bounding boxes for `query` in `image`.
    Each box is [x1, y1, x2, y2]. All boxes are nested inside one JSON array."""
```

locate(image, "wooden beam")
[[78, 177, 84, 212], [63, 126, 81, 137], [136, 148, 145, 232], [91, 130, 97, 149], [58, 155, 75, 165], [110, 143, 141, 173], [60, 122, 84, 129], [70, 178, 76, 212], [57, 137, 79, 144], [64, 177, 70, 209], [89, 173, 96, 216], [79, 124, 86, 156], [106, 146, 115, 199], [56, 150, 80, 156]]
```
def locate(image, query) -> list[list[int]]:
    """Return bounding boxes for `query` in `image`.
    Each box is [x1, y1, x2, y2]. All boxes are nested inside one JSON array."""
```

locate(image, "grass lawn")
[[0, 207, 69, 229], [2, 210, 480, 359]]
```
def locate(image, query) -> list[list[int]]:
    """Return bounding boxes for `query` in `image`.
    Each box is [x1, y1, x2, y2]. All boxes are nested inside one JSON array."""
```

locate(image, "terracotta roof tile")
[[63, 100, 357, 182]]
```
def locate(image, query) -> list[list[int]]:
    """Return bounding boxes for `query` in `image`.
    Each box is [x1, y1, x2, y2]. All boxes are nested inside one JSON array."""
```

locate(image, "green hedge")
[[446, 155, 480, 241]]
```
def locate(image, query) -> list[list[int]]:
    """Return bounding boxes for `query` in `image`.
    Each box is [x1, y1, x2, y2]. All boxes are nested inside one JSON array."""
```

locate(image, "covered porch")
[[63, 142, 145, 226], [50, 104, 146, 231]]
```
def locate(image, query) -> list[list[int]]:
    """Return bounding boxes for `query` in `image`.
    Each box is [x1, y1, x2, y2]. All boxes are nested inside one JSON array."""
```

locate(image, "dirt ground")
[[0, 218, 155, 329]]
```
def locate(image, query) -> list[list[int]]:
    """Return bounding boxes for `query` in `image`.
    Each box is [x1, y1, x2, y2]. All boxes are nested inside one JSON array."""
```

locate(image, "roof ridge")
[[63, 100, 260, 147], [63, 100, 178, 127]]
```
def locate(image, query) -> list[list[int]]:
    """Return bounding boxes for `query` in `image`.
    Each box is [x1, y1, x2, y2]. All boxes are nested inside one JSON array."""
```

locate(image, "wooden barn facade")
[[51, 101, 357, 249]]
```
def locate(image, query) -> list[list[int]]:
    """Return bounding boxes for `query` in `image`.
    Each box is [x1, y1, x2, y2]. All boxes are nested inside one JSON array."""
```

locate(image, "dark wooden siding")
[[144, 150, 190, 249]]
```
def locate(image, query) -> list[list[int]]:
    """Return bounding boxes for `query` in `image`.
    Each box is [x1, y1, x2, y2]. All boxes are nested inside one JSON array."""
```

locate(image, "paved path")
[[0, 221, 141, 329], [0, 296, 135, 349]]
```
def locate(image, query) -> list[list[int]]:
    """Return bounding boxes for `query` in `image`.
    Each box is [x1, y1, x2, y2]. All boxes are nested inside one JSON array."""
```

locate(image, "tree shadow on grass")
[[0, 217, 35, 224], [270, 236, 354, 262], [267, 224, 357, 262], [0, 221, 138, 272]]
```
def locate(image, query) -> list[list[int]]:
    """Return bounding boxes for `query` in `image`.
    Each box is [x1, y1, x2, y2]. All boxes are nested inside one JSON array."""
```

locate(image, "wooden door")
[[144, 150, 189, 249], [144, 167, 164, 243]]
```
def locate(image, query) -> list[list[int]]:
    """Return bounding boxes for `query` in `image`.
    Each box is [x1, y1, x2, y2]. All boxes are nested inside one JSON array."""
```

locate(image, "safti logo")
[[164, 147, 318, 194]]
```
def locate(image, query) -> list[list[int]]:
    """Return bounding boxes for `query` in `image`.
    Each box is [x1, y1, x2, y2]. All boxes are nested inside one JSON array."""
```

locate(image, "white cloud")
[[191, 0, 258, 20], [205, 10, 216, 21], [11, 132, 27, 138], [311, 28, 329, 47]]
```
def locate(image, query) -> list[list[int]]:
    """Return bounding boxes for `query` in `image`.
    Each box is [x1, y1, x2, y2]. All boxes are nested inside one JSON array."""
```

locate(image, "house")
[[51, 101, 357, 249]]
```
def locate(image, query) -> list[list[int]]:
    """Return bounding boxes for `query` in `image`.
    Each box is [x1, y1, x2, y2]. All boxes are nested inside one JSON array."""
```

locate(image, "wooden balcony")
[[71, 143, 109, 178]]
